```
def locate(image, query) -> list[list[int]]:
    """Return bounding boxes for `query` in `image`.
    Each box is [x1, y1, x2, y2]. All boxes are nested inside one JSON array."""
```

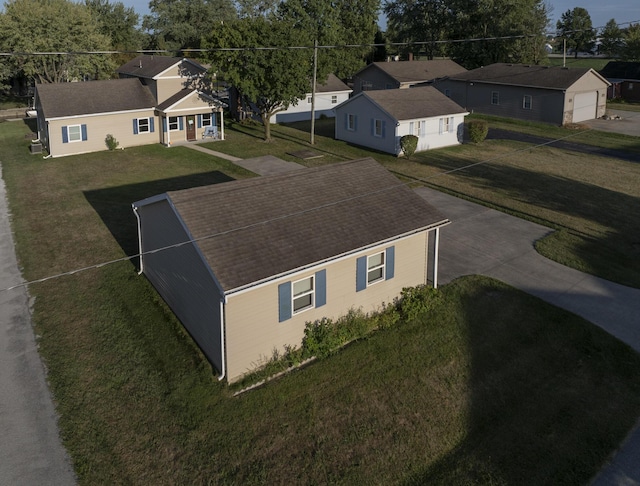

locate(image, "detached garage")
[[435, 63, 610, 125]]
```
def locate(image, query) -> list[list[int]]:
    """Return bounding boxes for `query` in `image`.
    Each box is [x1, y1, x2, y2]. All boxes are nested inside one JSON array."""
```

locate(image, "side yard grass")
[[2, 118, 640, 484]]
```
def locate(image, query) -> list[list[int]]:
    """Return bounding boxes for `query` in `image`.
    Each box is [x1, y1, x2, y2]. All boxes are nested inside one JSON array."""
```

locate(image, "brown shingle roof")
[[447, 63, 608, 89], [361, 86, 467, 121], [36, 78, 157, 118], [162, 158, 448, 291], [366, 60, 467, 83], [116, 55, 206, 79], [316, 73, 350, 93]]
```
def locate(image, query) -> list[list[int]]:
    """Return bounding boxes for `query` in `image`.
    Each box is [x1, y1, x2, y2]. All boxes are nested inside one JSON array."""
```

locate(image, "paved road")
[[415, 186, 640, 486], [0, 164, 76, 485]]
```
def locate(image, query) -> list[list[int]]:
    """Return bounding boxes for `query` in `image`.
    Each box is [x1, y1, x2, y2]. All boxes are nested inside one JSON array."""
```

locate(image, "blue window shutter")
[[315, 270, 326, 307], [133, 119, 138, 135], [149, 118, 155, 133], [409, 121, 414, 133], [278, 282, 292, 322], [178, 117, 184, 130], [62, 126, 68, 143], [197, 114, 202, 128], [212, 113, 217, 126], [354, 115, 358, 131], [356, 256, 367, 292], [385, 246, 395, 280], [163, 118, 167, 132], [81, 124, 88, 141]]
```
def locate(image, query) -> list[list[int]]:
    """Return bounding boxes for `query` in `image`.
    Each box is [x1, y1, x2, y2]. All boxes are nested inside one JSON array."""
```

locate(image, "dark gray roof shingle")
[[362, 86, 468, 121], [599, 61, 640, 81], [116, 55, 206, 79], [446, 63, 606, 89], [36, 78, 157, 118], [365, 60, 467, 83], [317, 73, 351, 93], [163, 158, 448, 291]]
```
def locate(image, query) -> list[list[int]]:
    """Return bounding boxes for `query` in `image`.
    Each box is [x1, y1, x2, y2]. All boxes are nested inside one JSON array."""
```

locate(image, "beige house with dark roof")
[[34, 55, 225, 157], [132, 158, 449, 382], [352, 60, 467, 94], [334, 86, 468, 156], [435, 63, 610, 125]]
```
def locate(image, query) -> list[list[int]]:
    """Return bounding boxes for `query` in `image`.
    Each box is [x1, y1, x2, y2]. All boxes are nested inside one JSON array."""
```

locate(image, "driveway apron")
[[0, 164, 76, 485], [415, 186, 640, 485]]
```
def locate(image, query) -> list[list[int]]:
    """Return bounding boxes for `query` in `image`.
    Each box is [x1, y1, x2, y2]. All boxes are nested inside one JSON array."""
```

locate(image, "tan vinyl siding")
[[46, 110, 158, 157], [224, 231, 428, 382]]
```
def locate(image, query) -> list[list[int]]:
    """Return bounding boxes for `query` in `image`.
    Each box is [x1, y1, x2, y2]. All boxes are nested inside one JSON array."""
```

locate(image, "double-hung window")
[[67, 125, 82, 142], [278, 270, 327, 322], [439, 117, 453, 134], [356, 246, 395, 292], [523, 95, 532, 110], [307, 96, 313, 104], [201, 113, 212, 126], [168, 116, 179, 131], [331, 95, 337, 104], [293, 276, 314, 314], [137, 118, 150, 133], [374, 119, 383, 137], [491, 91, 500, 105], [347, 113, 356, 131]]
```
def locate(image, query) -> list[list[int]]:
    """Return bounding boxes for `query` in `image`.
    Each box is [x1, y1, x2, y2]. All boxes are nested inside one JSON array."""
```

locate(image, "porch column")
[[219, 110, 225, 141]]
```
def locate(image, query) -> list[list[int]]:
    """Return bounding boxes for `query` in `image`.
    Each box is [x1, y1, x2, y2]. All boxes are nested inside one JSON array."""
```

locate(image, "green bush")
[[400, 134, 419, 158], [467, 120, 489, 143], [396, 285, 441, 322], [105, 134, 119, 151]]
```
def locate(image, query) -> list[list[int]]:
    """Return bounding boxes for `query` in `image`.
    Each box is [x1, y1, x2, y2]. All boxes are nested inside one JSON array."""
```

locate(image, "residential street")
[[0, 164, 76, 485]]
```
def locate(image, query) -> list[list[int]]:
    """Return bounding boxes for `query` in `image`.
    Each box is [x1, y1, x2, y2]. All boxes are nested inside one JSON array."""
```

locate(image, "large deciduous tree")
[[599, 19, 623, 58], [622, 23, 640, 61], [202, 17, 313, 141], [556, 7, 596, 58], [447, 0, 549, 68], [0, 0, 116, 83], [142, 0, 237, 52], [85, 0, 143, 65]]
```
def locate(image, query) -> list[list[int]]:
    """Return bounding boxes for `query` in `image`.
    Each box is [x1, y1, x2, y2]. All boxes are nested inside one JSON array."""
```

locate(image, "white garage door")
[[572, 92, 597, 123]]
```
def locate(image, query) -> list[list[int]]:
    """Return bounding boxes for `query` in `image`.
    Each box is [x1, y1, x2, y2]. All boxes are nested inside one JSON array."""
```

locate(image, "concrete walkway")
[[415, 186, 640, 485], [0, 164, 76, 485]]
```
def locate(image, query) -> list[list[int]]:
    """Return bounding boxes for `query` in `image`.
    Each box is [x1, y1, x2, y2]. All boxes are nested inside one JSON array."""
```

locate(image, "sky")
[[122, 0, 640, 33]]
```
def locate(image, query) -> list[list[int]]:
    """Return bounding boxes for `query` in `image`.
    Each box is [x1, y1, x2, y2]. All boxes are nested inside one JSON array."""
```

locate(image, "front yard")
[[2, 117, 640, 484]]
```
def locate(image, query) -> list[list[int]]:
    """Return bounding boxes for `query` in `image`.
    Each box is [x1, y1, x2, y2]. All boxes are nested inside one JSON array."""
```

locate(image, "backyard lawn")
[[2, 117, 640, 484]]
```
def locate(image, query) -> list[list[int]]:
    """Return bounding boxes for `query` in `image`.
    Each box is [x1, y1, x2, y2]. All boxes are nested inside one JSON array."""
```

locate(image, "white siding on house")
[[396, 115, 466, 153], [270, 90, 351, 124]]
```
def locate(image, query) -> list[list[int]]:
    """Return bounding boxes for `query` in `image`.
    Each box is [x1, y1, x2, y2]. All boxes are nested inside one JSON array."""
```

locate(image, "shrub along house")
[[334, 86, 468, 156], [435, 63, 610, 125], [132, 158, 450, 383], [34, 55, 225, 158]]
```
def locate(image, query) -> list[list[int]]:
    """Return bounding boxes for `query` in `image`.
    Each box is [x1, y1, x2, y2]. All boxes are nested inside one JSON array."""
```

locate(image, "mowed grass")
[[2, 118, 640, 484]]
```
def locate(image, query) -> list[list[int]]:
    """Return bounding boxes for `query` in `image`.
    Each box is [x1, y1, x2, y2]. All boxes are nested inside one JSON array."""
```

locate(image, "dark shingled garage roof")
[[366, 60, 467, 83], [161, 158, 449, 292], [446, 63, 605, 90], [362, 86, 468, 121], [36, 78, 157, 118]]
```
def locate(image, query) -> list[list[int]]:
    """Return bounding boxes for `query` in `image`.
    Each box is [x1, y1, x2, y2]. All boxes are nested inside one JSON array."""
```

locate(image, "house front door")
[[186, 115, 196, 141]]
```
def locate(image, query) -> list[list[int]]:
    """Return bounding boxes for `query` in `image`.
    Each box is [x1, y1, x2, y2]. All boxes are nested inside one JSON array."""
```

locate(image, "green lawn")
[[546, 56, 611, 71], [2, 118, 640, 484]]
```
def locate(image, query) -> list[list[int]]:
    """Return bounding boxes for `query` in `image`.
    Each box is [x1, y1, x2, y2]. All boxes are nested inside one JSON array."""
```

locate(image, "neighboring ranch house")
[[270, 74, 352, 123], [352, 60, 467, 94], [435, 63, 610, 125], [34, 55, 225, 158], [334, 86, 468, 156], [599, 61, 640, 102], [132, 158, 449, 383]]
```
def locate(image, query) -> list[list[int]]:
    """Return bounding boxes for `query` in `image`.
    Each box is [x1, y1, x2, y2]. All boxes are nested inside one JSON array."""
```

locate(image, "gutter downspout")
[[132, 204, 144, 275], [433, 226, 440, 289], [218, 297, 226, 381]]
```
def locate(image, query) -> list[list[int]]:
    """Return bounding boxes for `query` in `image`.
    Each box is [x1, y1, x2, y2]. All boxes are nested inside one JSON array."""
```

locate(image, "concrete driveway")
[[583, 109, 640, 137], [415, 186, 640, 485]]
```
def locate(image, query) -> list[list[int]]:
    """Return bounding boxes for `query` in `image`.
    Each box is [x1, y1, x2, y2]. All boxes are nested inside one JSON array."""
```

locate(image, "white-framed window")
[[137, 118, 150, 133], [331, 95, 337, 104], [292, 275, 314, 314], [414, 120, 422, 136], [307, 96, 313, 104], [201, 113, 212, 126], [347, 113, 356, 131], [491, 91, 500, 105], [440, 117, 453, 134], [374, 119, 383, 137], [523, 95, 532, 110], [67, 124, 82, 142], [367, 252, 385, 285], [168, 116, 179, 131]]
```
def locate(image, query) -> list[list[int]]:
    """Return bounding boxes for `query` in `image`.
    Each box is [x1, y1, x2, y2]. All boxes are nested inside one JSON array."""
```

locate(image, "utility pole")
[[310, 39, 318, 145]]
